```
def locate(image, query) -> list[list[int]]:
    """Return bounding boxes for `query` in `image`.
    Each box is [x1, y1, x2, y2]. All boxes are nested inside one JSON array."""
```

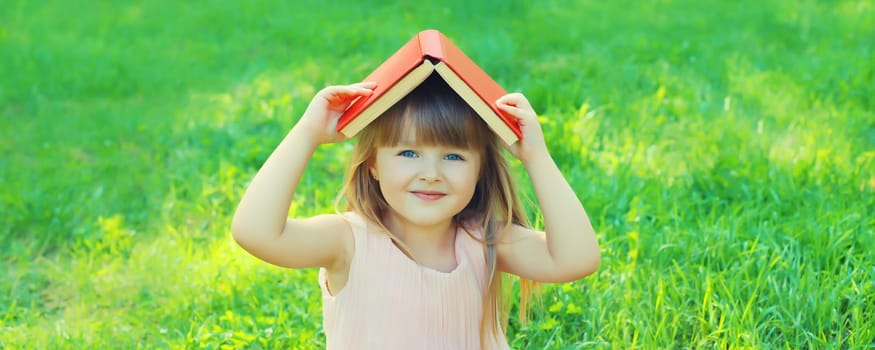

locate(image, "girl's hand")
[[295, 82, 376, 145], [496, 93, 550, 165]]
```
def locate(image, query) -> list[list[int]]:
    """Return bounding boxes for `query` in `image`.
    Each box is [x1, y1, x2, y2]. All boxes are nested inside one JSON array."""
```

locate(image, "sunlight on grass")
[[2, 0, 873, 348]]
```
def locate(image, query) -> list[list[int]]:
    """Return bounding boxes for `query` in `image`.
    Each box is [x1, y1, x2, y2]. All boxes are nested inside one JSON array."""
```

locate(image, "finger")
[[322, 85, 374, 105], [496, 102, 523, 114], [496, 92, 530, 108], [496, 102, 534, 119], [326, 84, 375, 97], [341, 82, 377, 95]]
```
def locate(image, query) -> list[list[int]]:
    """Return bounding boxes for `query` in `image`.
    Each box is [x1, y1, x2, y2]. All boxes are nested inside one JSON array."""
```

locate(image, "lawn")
[[1, 0, 873, 348]]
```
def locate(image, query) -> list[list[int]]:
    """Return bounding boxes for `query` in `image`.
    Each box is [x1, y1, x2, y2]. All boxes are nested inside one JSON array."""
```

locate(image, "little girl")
[[231, 75, 600, 349]]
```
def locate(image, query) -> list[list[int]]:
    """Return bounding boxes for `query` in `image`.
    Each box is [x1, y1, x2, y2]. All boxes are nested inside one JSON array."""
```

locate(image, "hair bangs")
[[375, 104, 482, 149], [368, 74, 493, 151]]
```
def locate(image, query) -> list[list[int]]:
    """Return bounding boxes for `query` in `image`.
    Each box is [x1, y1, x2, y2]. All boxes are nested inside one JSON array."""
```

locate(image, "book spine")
[[419, 29, 445, 62]]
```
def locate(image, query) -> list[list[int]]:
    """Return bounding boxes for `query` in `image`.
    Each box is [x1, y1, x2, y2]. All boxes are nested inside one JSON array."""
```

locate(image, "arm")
[[494, 93, 601, 283], [231, 82, 375, 270]]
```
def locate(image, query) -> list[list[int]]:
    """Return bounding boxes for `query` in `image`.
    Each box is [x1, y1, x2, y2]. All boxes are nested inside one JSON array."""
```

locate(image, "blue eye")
[[445, 154, 464, 161], [398, 150, 417, 158]]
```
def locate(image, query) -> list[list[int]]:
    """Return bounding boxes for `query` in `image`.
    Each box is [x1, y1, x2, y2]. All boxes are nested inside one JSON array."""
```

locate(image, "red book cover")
[[337, 30, 521, 140], [335, 34, 428, 132], [427, 31, 522, 139]]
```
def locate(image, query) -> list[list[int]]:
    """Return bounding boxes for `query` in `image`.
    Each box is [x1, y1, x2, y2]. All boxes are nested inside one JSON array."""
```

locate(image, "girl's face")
[[370, 142, 481, 230]]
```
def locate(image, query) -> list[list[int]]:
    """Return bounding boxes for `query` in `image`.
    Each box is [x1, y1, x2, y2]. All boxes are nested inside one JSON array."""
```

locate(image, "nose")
[[418, 158, 441, 183]]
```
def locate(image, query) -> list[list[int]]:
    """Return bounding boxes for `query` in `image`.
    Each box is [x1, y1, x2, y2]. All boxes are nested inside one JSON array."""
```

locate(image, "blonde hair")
[[336, 74, 535, 345]]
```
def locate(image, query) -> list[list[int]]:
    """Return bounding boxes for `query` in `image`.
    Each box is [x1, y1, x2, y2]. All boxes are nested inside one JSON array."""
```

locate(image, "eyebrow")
[[389, 143, 472, 152]]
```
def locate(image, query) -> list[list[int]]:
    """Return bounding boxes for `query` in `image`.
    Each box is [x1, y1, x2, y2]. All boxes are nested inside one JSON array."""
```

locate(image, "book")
[[337, 29, 521, 145]]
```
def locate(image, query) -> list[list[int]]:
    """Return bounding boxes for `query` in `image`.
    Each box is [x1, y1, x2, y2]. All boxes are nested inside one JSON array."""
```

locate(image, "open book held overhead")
[[337, 30, 521, 145]]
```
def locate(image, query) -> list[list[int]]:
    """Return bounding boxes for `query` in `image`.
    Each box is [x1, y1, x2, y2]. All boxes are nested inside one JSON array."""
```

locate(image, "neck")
[[383, 214, 457, 254]]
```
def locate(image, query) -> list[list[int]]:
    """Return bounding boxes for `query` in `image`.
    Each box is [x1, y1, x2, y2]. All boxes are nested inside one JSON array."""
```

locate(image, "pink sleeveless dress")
[[318, 212, 510, 349]]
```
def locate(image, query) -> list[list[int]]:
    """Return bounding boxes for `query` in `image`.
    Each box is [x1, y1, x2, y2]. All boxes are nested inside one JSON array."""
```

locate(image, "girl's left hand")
[[496, 93, 550, 164]]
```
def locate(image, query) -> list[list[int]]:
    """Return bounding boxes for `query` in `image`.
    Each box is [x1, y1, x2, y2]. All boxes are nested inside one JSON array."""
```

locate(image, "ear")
[[369, 165, 379, 181]]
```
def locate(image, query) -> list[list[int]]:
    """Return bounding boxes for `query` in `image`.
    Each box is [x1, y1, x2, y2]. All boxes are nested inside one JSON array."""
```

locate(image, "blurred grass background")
[[1, 0, 873, 348]]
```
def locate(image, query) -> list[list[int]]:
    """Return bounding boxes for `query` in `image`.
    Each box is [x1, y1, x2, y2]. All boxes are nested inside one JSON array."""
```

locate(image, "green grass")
[[2, 0, 873, 348]]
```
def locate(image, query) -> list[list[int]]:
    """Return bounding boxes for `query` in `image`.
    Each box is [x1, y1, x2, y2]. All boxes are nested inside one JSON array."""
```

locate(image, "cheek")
[[375, 178, 402, 209], [377, 163, 412, 185], [453, 168, 481, 195], [375, 168, 414, 202]]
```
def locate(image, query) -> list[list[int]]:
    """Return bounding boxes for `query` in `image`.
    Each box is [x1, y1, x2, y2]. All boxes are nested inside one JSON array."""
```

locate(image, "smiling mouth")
[[410, 191, 446, 201]]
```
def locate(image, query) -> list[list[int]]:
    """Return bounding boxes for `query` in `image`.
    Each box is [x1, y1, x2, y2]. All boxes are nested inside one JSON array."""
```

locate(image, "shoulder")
[[325, 211, 376, 253], [338, 211, 367, 230], [320, 212, 357, 246]]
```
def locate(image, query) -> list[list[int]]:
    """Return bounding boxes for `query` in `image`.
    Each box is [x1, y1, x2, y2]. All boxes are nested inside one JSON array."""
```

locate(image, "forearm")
[[231, 126, 319, 241], [524, 154, 600, 274]]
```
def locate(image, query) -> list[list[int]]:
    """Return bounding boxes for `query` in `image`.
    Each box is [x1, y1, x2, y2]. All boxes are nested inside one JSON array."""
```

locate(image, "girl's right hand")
[[295, 82, 376, 145]]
